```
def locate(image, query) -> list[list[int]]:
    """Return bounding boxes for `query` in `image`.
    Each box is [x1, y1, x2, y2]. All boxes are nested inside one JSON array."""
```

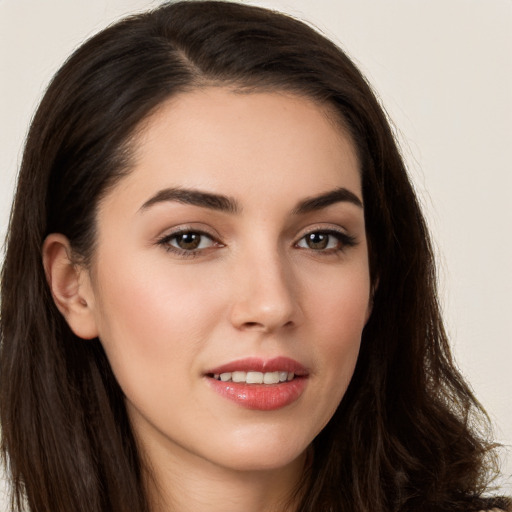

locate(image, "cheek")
[[306, 256, 371, 338], [304, 261, 370, 407], [314, 288, 365, 384], [90, 257, 224, 387]]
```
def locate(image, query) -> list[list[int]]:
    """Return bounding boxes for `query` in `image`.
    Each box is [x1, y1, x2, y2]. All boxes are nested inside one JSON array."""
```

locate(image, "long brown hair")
[[1, 2, 509, 511]]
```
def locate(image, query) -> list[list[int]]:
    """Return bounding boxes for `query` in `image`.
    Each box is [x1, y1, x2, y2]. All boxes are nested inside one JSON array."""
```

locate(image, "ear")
[[42, 234, 99, 340]]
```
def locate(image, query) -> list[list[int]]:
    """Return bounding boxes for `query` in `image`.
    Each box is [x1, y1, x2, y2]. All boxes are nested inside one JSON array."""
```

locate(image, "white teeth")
[[246, 371, 263, 384], [263, 371, 280, 384], [214, 370, 296, 384], [232, 371, 246, 383]]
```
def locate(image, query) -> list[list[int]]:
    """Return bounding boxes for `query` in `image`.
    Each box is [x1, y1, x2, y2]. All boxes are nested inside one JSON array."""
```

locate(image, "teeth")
[[263, 371, 280, 384], [215, 371, 296, 384], [232, 371, 246, 383], [246, 371, 263, 384]]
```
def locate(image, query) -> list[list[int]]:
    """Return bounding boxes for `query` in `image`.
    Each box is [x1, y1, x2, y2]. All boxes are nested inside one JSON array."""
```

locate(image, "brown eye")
[[299, 232, 339, 251], [304, 232, 330, 250], [174, 232, 202, 250], [160, 231, 216, 253], [296, 230, 356, 253]]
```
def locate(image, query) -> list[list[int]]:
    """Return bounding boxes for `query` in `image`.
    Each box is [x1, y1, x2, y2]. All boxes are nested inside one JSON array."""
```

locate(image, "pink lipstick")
[[205, 357, 308, 411]]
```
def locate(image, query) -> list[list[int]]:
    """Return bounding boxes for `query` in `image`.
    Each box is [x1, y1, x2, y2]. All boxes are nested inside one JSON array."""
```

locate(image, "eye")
[[157, 229, 219, 255], [296, 230, 356, 252], [170, 232, 213, 250]]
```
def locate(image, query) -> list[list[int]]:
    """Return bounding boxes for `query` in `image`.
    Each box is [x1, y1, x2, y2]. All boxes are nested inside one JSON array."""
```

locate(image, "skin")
[[44, 88, 372, 512]]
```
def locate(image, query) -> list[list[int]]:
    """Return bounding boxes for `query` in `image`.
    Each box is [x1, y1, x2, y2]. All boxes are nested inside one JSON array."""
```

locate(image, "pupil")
[[178, 233, 200, 250], [307, 233, 328, 249]]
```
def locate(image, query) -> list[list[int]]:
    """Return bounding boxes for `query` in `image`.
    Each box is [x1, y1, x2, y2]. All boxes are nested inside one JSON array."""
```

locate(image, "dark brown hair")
[[1, 2, 509, 511]]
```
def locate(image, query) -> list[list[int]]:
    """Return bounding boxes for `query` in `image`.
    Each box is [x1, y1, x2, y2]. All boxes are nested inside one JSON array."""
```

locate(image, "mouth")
[[205, 357, 309, 410], [209, 370, 296, 384]]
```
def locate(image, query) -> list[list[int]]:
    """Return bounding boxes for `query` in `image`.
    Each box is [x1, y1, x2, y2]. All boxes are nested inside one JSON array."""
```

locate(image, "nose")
[[229, 249, 301, 333]]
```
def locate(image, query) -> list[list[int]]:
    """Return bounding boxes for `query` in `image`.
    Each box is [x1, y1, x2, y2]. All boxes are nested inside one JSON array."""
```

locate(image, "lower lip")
[[206, 377, 307, 411]]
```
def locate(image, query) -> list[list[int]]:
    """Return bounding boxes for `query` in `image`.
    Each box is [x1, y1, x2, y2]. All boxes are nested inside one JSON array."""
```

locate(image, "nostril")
[[242, 321, 263, 329], [240, 320, 295, 331]]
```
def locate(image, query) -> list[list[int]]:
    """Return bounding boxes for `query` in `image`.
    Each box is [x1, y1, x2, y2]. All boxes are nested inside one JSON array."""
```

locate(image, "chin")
[[208, 429, 311, 473], [218, 449, 307, 474]]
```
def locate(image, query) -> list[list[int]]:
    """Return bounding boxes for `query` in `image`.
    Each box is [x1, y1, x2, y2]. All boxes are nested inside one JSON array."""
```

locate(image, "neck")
[[142, 439, 308, 512]]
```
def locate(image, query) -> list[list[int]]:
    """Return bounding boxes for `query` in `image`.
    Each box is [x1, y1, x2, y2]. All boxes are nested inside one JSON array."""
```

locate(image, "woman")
[[0, 1, 509, 511]]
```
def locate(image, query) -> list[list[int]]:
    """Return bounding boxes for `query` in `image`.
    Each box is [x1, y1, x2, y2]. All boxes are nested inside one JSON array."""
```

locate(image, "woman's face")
[[82, 88, 371, 474]]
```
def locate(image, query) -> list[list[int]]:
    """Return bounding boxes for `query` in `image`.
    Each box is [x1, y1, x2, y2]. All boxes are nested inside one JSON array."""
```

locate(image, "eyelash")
[[156, 229, 221, 259], [295, 229, 357, 253], [156, 227, 357, 258]]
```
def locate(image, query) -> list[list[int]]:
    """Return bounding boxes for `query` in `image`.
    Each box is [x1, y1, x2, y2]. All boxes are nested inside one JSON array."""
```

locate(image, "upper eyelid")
[[155, 222, 355, 244], [297, 229, 355, 242], [296, 223, 351, 238], [159, 224, 350, 236], [295, 225, 358, 247], [159, 231, 215, 243], [157, 225, 220, 241]]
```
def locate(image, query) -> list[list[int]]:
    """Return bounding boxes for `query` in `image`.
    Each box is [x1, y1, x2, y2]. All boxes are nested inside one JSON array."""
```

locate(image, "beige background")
[[1, 0, 510, 502]]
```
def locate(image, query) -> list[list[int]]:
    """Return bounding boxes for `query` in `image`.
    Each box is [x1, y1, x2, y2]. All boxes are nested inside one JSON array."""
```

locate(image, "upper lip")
[[206, 356, 309, 376]]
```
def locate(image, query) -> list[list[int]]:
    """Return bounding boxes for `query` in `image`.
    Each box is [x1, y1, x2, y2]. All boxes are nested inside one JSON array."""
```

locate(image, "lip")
[[205, 357, 309, 411], [206, 356, 309, 376]]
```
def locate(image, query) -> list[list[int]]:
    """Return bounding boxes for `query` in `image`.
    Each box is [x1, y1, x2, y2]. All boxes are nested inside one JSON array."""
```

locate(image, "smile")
[[205, 357, 308, 410], [212, 371, 295, 384]]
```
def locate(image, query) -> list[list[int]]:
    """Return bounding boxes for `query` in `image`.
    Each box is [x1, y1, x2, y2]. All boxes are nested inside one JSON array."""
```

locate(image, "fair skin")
[[44, 88, 372, 512]]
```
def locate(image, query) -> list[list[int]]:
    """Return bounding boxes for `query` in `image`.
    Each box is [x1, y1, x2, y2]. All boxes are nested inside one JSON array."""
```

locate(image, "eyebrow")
[[139, 187, 241, 214], [139, 186, 362, 215], [292, 187, 363, 214]]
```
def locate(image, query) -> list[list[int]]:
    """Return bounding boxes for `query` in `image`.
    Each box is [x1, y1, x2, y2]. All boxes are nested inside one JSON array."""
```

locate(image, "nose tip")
[[229, 262, 300, 333], [233, 310, 295, 333]]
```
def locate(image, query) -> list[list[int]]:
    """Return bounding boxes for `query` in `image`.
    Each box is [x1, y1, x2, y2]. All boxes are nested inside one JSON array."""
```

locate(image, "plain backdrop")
[[1, 0, 511, 504]]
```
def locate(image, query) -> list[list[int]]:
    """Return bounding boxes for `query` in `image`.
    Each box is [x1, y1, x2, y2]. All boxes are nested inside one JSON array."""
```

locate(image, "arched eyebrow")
[[292, 187, 363, 214], [139, 186, 362, 215], [139, 187, 241, 214]]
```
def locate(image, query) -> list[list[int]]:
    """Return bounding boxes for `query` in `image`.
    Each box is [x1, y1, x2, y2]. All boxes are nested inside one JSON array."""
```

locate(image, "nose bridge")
[[229, 239, 299, 332]]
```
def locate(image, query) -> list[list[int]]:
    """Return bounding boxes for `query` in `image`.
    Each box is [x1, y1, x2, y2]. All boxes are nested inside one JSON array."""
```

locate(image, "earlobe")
[[42, 234, 99, 340]]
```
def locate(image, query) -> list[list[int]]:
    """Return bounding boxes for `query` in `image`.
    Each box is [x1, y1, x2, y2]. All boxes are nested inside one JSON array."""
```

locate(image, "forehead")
[[105, 87, 361, 212]]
